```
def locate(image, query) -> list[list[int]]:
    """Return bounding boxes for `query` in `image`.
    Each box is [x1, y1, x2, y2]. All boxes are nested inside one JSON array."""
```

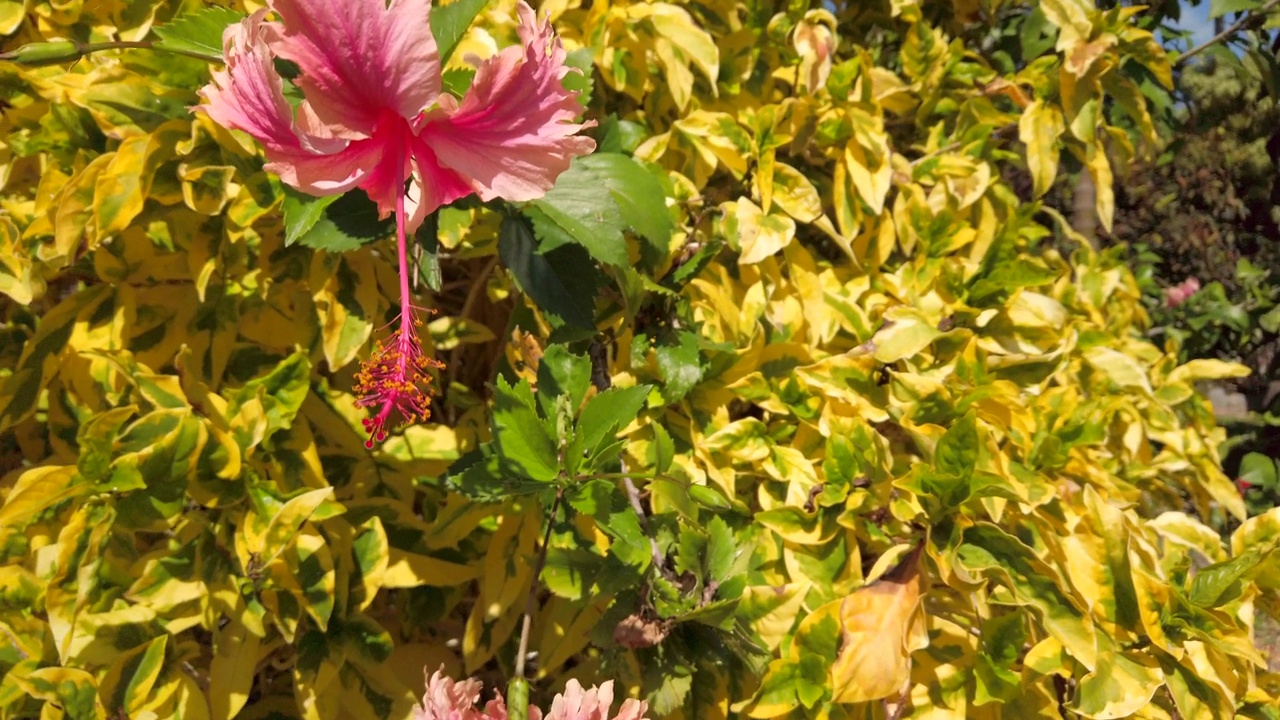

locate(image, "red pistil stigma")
[[354, 313, 444, 449]]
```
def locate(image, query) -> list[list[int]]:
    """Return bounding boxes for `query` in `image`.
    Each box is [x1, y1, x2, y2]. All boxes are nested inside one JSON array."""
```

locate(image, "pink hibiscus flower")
[[411, 669, 649, 720], [197, 0, 595, 447], [1164, 276, 1201, 308]]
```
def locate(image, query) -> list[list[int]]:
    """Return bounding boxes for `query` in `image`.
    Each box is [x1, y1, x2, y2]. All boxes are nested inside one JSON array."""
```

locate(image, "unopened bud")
[[1, 41, 83, 67], [505, 676, 530, 720]]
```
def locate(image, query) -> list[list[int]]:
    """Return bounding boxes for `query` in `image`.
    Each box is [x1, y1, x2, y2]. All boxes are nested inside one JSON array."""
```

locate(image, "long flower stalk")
[[353, 156, 443, 448]]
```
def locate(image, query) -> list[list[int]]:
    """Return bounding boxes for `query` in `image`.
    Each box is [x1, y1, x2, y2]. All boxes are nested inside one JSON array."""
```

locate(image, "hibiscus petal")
[[413, 667, 487, 720], [611, 699, 650, 720], [198, 11, 372, 198], [545, 679, 613, 720], [197, 10, 306, 154], [266, 140, 377, 198], [420, 1, 596, 203], [404, 135, 478, 230], [267, 0, 441, 134]]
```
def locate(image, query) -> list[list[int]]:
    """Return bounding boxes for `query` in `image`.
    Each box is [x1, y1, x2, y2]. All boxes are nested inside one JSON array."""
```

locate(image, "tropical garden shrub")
[[2, 1, 1280, 720]]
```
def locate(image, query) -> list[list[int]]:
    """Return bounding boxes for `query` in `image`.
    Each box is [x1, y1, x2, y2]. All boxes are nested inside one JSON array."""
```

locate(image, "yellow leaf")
[[0, 216, 43, 304], [94, 133, 163, 236], [13, 666, 106, 720], [1064, 34, 1117, 78], [208, 614, 262, 720], [98, 635, 167, 716], [178, 163, 239, 216], [45, 503, 114, 663], [464, 503, 540, 671], [382, 549, 481, 587], [1041, 0, 1093, 48], [50, 154, 113, 267], [830, 549, 927, 703], [242, 488, 336, 566], [741, 584, 807, 651], [1165, 359, 1250, 386], [792, 15, 835, 93], [844, 134, 893, 216], [1019, 101, 1065, 199], [733, 197, 796, 265], [0, 465, 87, 529], [873, 308, 941, 363], [534, 596, 608, 677], [1083, 346, 1151, 396], [771, 162, 823, 222], [0, 0, 23, 34], [634, 4, 720, 91], [654, 38, 696, 111], [172, 674, 210, 720], [1085, 140, 1115, 233]]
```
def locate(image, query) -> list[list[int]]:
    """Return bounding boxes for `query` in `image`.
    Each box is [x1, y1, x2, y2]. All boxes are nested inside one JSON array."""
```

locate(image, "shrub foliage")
[[1, 0, 1279, 719]]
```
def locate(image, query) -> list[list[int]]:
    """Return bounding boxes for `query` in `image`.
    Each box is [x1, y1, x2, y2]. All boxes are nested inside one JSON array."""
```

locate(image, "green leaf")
[[441, 66, 477, 98], [282, 188, 392, 252], [577, 384, 650, 452], [447, 446, 556, 501], [1019, 6, 1058, 59], [1239, 452, 1278, 490], [430, 0, 488, 65], [567, 480, 651, 569], [935, 412, 978, 477], [492, 375, 560, 482], [537, 344, 592, 414], [526, 153, 674, 267], [968, 256, 1062, 303], [281, 188, 337, 245], [655, 330, 704, 402], [152, 6, 244, 59], [662, 239, 722, 290], [1188, 544, 1272, 607], [415, 215, 443, 292], [704, 515, 736, 583], [499, 214, 598, 330], [1209, 0, 1263, 19], [597, 116, 649, 154], [524, 200, 626, 267], [562, 47, 595, 108], [650, 422, 675, 475]]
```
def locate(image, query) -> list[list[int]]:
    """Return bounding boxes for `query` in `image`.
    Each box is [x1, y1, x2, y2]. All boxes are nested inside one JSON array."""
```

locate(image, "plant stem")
[[0, 39, 224, 66], [396, 168, 413, 339], [515, 490, 562, 679], [619, 461, 668, 574], [1177, 0, 1280, 66]]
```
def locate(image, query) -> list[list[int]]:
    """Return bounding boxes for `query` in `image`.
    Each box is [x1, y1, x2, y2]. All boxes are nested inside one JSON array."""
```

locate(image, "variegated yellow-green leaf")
[[1019, 100, 1065, 199]]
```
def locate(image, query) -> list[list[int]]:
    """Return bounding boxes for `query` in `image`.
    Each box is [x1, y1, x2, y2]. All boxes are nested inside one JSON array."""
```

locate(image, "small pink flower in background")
[[544, 680, 648, 720], [411, 669, 649, 720], [1164, 276, 1201, 308], [197, 0, 595, 446], [412, 669, 524, 720]]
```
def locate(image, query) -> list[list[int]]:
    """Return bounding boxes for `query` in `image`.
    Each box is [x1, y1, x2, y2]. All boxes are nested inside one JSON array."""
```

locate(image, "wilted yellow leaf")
[[830, 549, 927, 703]]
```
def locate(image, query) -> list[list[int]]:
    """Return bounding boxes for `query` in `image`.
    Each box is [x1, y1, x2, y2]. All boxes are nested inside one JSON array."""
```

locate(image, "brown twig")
[[1176, 0, 1280, 66], [514, 490, 562, 679]]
